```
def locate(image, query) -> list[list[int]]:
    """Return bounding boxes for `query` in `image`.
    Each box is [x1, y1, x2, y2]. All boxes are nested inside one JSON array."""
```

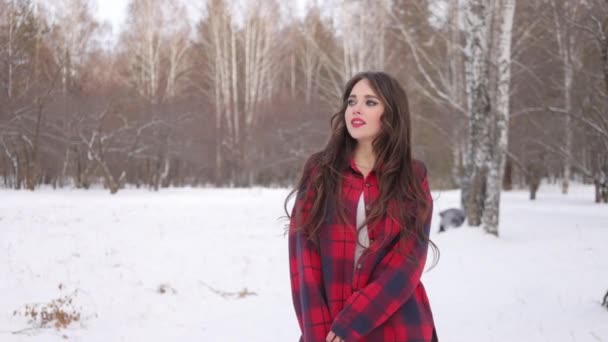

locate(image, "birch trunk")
[[290, 52, 296, 99], [164, 3, 190, 100], [202, 1, 278, 185], [549, 0, 579, 194], [483, 0, 516, 236], [7, 0, 14, 99], [214, 45, 223, 184], [463, 0, 492, 227], [447, 0, 468, 189], [1, 137, 19, 188], [298, 14, 322, 105], [562, 64, 573, 194], [205, 0, 233, 184]]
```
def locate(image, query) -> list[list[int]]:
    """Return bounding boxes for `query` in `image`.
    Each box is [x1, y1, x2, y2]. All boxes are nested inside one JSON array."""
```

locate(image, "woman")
[[286, 71, 439, 342]]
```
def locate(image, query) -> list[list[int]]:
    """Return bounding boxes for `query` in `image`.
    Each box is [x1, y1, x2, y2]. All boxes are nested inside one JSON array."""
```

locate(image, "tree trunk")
[[549, 0, 579, 195], [483, 0, 516, 236], [463, 0, 492, 227], [562, 64, 573, 194], [530, 183, 538, 200], [503, 156, 513, 190], [1, 137, 20, 189], [20, 137, 33, 190], [7, 0, 14, 99]]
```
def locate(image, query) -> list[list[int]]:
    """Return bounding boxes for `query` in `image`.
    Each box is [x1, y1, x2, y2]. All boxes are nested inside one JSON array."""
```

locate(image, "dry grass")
[[12, 284, 82, 332]]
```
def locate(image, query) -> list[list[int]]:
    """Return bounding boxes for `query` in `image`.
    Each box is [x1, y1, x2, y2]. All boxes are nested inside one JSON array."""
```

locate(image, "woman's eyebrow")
[[348, 94, 379, 99]]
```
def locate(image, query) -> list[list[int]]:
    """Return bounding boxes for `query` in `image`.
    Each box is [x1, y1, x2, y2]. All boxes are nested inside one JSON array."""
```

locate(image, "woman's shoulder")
[[295, 152, 324, 192], [411, 159, 428, 180], [302, 152, 323, 176]]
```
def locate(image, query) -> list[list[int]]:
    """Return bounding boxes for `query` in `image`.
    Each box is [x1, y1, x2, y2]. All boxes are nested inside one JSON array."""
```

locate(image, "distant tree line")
[[1, 0, 607, 232]]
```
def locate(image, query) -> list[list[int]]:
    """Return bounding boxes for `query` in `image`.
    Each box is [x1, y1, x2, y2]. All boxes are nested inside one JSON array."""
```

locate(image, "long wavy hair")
[[285, 71, 438, 267]]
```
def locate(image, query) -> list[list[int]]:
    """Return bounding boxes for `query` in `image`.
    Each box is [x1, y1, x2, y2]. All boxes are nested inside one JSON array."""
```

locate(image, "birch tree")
[[446, 1, 470, 186], [462, 0, 492, 227], [389, 0, 470, 187], [0, 0, 40, 100], [197, 0, 279, 185], [483, 0, 516, 235], [577, 0, 608, 202], [2, 0, 16, 99], [120, 0, 191, 189], [546, 0, 585, 194], [340, 0, 387, 76], [52, 0, 99, 94], [240, 1, 280, 185], [310, 0, 390, 105], [294, 7, 327, 104], [0, 0, 604, 192], [122, 0, 172, 103], [0, 0, 53, 189], [163, 2, 190, 101], [197, 0, 236, 184]]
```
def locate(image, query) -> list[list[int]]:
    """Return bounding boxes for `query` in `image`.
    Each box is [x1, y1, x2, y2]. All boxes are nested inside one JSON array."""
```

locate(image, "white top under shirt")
[[354, 192, 370, 270]]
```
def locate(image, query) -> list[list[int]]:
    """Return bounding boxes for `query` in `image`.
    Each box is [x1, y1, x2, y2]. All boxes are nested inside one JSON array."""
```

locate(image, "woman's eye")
[[347, 99, 356, 106], [366, 100, 377, 106]]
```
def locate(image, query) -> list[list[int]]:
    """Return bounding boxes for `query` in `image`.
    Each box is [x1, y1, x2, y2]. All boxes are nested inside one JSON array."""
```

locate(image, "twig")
[[198, 281, 257, 298], [10, 326, 41, 335]]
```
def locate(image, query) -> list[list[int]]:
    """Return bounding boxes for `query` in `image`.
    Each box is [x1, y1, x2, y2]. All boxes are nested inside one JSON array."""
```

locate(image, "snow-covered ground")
[[0, 184, 606, 341]]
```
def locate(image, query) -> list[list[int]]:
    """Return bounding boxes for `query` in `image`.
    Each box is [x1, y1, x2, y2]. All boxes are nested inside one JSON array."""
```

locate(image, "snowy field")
[[0, 184, 607, 341]]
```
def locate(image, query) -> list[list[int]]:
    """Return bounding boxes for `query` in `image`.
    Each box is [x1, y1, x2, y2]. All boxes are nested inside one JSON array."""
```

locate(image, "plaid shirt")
[[289, 158, 436, 342]]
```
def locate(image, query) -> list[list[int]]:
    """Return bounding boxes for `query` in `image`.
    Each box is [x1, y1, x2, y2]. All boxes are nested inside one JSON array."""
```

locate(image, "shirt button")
[[365, 183, 370, 187], [357, 263, 363, 269], [365, 205, 371, 211], [370, 238, 375, 243]]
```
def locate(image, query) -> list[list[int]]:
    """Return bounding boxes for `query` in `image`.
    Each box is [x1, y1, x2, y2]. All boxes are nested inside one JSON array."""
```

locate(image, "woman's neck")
[[353, 142, 376, 170]]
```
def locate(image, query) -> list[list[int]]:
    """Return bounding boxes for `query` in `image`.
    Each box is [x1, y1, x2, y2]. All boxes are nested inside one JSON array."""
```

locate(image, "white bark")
[[463, 0, 492, 227], [164, 2, 190, 100], [54, 0, 98, 94], [341, 0, 387, 76], [124, 0, 165, 103], [200, 0, 278, 185], [298, 11, 323, 104], [241, 2, 277, 185], [0, 136, 19, 186], [447, 1, 468, 188], [7, 0, 14, 99], [549, 0, 581, 194], [290, 52, 296, 99], [388, 1, 469, 189], [483, 0, 516, 236], [310, 0, 389, 105], [212, 21, 223, 183], [230, 25, 239, 148]]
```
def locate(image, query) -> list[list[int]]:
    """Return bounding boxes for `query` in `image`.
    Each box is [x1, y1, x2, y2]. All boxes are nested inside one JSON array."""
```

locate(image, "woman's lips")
[[351, 118, 366, 128]]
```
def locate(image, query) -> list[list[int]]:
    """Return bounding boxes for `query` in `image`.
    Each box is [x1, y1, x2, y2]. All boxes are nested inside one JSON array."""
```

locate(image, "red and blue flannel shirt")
[[289, 158, 436, 342]]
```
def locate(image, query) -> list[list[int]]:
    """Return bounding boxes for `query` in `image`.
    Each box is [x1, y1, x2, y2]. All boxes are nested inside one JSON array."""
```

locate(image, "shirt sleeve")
[[289, 186, 333, 342], [330, 171, 433, 341]]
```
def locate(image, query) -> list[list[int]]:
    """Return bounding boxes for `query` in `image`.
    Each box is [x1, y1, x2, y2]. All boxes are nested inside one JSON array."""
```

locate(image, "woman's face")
[[345, 79, 385, 145]]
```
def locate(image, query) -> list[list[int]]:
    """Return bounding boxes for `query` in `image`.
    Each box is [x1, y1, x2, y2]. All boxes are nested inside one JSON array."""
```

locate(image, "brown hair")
[[285, 71, 438, 267]]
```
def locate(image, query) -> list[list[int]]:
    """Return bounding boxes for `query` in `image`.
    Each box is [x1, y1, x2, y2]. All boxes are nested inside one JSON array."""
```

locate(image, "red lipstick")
[[351, 118, 366, 128]]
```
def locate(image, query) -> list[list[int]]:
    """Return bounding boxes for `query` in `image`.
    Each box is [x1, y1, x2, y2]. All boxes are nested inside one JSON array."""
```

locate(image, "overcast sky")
[[96, 0, 129, 32], [93, 0, 312, 35]]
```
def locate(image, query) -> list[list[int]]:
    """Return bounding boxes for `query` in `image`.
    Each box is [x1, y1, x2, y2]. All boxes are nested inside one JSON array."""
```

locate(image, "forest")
[[1, 0, 607, 232]]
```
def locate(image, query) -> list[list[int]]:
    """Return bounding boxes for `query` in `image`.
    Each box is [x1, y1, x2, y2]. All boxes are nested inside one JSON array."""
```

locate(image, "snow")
[[0, 184, 606, 341]]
